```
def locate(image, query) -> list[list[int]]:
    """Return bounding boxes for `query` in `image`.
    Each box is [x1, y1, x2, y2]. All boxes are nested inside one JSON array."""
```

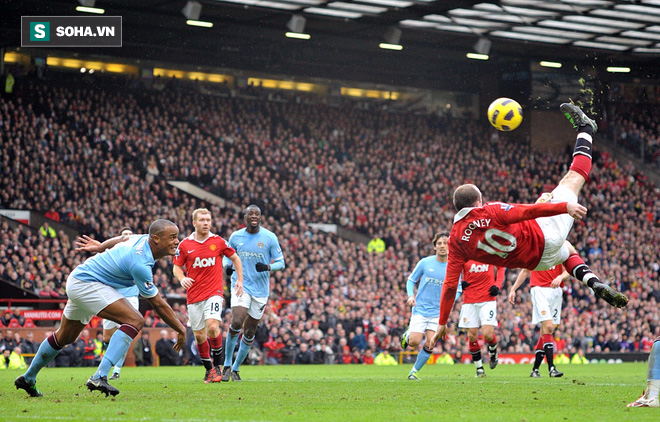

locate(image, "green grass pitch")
[[0, 363, 656, 421]]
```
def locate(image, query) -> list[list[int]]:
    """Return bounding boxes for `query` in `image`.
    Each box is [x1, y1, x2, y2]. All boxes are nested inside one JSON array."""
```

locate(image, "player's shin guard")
[[542, 334, 555, 370], [569, 131, 593, 180], [469, 341, 482, 368], [232, 335, 254, 372], [224, 326, 241, 368], [198, 339, 213, 371], [95, 324, 138, 379], [564, 253, 599, 288], [210, 334, 224, 367], [24, 333, 63, 383], [412, 345, 433, 373]]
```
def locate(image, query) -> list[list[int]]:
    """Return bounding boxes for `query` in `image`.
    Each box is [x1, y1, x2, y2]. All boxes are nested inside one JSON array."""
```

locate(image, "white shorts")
[[407, 314, 438, 334], [63, 275, 124, 325], [231, 288, 268, 320], [534, 185, 577, 271], [187, 295, 224, 331], [103, 295, 140, 330], [531, 286, 563, 325], [458, 301, 498, 328]]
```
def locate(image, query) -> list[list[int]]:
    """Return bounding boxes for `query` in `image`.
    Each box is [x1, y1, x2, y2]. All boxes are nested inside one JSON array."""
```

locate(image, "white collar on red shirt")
[[188, 232, 216, 243], [454, 207, 476, 223]]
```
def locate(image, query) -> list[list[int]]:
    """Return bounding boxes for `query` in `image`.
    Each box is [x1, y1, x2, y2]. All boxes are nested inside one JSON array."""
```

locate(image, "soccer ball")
[[487, 97, 523, 131]]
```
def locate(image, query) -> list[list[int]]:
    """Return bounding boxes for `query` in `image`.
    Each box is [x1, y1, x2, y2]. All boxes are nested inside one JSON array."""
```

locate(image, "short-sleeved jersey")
[[173, 233, 235, 305], [407, 256, 461, 317], [460, 260, 505, 304], [70, 234, 158, 298], [439, 201, 568, 325], [530, 264, 565, 288], [223, 227, 284, 298]]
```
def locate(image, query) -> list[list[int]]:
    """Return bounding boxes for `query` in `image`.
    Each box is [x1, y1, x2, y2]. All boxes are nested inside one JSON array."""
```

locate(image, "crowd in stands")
[[0, 69, 658, 368]]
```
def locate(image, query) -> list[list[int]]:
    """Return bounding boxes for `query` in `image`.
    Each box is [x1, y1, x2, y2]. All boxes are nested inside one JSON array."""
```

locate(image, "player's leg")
[[540, 320, 561, 378], [90, 298, 143, 395], [15, 313, 86, 397], [204, 295, 224, 379], [628, 337, 660, 408], [408, 328, 436, 380], [467, 328, 485, 377], [108, 295, 140, 380], [562, 242, 628, 308], [231, 313, 261, 380], [556, 102, 598, 198], [479, 301, 499, 370], [223, 305, 248, 381], [189, 299, 219, 383], [530, 287, 546, 377]]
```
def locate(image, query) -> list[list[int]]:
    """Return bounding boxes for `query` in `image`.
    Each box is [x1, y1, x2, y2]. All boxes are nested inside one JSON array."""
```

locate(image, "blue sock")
[[94, 330, 133, 379], [232, 337, 253, 372], [114, 351, 127, 373], [224, 333, 239, 368], [24, 337, 61, 383], [412, 349, 432, 373], [649, 339, 659, 380]]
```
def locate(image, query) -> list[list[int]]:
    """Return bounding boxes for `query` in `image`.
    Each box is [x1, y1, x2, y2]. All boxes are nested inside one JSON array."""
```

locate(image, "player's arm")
[[433, 255, 463, 342], [405, 261, 423, 307], [496, 202, 586, 225], [74, 234, 129, 253], [551, 268, 571, 288], [228, 252, 244, 296], [146, 294, 186, 352], [508, 268, 530, 305], [490, 266, 507, 296], [173, 264, 194, 290], [257, 237, 285, 272]]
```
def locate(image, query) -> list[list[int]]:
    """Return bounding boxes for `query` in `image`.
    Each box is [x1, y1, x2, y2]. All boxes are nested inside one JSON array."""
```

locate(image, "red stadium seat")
[[23, 318, 36, 328], [8, 318, 21, 328]]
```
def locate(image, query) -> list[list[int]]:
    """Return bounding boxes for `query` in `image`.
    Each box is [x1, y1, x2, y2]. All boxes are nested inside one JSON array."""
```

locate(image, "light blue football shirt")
[[70, 234, 158, 298], [223, 227, 284, 298], [406, 256, 462, 317]]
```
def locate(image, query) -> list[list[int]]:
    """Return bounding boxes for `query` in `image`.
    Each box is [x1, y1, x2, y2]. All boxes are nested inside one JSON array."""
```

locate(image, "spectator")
[[374, 349, 398, 366], [156, 330, 182, 366], [21, 332, 39, 364], [38, 222, 56, 239], [294, 342, 314, 364], [11, 308, 25, 326], [1, 310, 12, 327], [361, 349, 374, 365], [133, 331, 154, 367]]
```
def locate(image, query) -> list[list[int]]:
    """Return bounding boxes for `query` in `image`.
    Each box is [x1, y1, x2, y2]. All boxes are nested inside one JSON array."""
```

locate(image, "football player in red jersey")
[[509, 265, 570, 378], [173, 208, 243, 383], [434, 103, 628, 343], [458, 260, 505, 377]]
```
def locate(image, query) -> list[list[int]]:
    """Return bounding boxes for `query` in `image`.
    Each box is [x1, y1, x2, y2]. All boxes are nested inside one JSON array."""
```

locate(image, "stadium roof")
[[2, 1, 659, 90]]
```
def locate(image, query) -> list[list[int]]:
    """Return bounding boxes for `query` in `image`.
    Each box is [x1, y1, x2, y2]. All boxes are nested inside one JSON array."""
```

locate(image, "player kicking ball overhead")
[[434, 103, 628, 344], [14, 220, 186, 397]]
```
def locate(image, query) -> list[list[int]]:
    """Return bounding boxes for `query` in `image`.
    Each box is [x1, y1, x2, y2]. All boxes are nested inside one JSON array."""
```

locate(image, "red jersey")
[[530, 264, 565, 288], [439, 201, 568, 324], [460, 260, 505, 304], [173, 233, 235, 305]]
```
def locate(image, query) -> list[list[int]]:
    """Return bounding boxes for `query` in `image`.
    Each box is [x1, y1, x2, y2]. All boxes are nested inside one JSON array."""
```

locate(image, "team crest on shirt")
[[541, 310, 547, 316], [210, 244, 217, 251], [500, 204, 513, 211], [258, 242, 264, 248], [463, 318, 467, 323]]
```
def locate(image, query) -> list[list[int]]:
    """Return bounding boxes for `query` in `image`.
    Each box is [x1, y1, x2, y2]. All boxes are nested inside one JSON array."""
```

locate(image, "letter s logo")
[[35, 24, 46, 38]]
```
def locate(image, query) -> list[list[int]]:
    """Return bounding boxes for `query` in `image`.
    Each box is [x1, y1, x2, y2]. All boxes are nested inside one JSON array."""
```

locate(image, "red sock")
[[542, 334, 553, 346], [197, 338, 210, 359], [569, 132, 593, 180], [487, 334, 497, 346], [535, 337, 544, 351], [469, 341, 480, 353]]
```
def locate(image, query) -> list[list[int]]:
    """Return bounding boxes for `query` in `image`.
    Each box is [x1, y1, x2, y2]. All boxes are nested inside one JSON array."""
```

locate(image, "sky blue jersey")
[[406, 256, 461, 317], [223, 227, 284, 298], [70, 234, 158, 298]]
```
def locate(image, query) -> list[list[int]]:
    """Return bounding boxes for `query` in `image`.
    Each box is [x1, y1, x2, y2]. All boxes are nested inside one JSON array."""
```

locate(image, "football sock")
[[542, 334, 555, 370], [94, 324, 138, 379], [469, 341, 482, 368], [224, 328, 241, 368], [533, 350, 545, 371], [648, 338, 659, 383], [198, 339, 213, 371], [533, 337, 545, 370], [564, 253, 599, 289], [412, 345, 433, 373], [210, 334, 224, 367], [24, 333, 62, 384], [569, 131, 593, 180], [233, 335, 254, 372], [114, 350, 127, 371]]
